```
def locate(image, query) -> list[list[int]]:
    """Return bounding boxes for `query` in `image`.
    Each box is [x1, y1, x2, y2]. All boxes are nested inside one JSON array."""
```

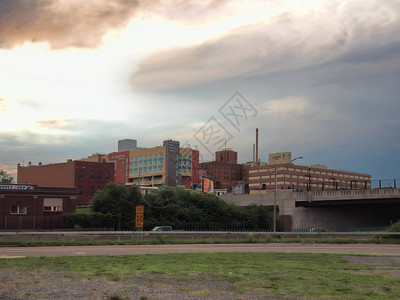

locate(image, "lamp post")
[[273, 156, 303, 232]]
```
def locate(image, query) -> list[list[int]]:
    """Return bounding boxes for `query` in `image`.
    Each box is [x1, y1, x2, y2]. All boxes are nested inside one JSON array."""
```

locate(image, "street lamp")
[[273, 156, 303, 232]]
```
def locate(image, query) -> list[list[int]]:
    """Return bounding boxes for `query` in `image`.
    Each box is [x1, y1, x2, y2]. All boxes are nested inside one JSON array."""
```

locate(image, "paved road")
[[1, 243, 400, 257]]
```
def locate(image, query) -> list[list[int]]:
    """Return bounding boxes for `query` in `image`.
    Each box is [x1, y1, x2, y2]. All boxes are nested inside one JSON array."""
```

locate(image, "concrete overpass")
[[221, 189, 400, 232]]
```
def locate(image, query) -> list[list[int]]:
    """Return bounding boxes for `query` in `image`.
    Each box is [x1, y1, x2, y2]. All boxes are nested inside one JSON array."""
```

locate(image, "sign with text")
[[0, 185, 34, 190], [135, 205, 144, 229]]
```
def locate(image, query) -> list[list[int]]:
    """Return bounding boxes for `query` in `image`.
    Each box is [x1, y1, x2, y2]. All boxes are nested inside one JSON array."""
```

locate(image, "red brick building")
[[0, 184, 77, 230], [200, 150, 244, 191], [17, 160, 114, 206]]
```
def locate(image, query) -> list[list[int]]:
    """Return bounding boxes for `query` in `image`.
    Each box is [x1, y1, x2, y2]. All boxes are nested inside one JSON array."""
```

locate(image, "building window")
[[105, 171, 110, 181], [89, 186, 95, 196], [78, 170, 83, 180], [10, 206, 27, 215], [78, 186, 83, 195], [90, 170, 95, 180], [43, 198, 63, 212], [97, 171, 102, 180]]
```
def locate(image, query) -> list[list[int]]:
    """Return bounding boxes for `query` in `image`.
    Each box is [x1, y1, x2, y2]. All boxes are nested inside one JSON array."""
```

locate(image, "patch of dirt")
[[0, 271, 275, 300], [342, 256, 400, 278], [343, 256, 400, 266], [348, 270, 400, 278]]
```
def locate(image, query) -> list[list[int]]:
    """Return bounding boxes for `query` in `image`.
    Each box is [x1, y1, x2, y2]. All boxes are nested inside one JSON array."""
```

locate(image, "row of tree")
[[63, 182, 276, 231]]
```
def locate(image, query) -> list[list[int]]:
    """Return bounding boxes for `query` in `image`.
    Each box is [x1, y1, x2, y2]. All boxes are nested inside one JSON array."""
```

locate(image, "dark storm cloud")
[[0, 0, 229, 49], [0, 118, 135, 177], [0, 0, 140, 49], [131, 0, 400, 92]]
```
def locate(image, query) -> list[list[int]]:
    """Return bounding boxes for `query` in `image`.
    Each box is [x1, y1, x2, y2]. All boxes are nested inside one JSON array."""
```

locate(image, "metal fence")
[[0, 215, 64, 230], [347, 226, 389, 232]]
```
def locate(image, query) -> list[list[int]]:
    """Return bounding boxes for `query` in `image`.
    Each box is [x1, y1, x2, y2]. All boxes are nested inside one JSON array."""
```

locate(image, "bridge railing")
[[291, 187, 400, 200], [372, 179, 399, 189]]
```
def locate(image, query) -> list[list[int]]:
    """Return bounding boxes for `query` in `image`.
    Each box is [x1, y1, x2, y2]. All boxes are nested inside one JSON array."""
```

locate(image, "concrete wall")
[[221, 189, 400, 231]]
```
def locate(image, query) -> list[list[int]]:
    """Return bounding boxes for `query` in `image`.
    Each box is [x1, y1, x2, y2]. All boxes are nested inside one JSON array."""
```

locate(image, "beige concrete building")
[[249, 152, 371, 193]]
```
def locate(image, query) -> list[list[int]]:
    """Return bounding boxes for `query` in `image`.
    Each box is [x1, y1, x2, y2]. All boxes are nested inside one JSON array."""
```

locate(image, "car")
[[151, 226, 172, 232]]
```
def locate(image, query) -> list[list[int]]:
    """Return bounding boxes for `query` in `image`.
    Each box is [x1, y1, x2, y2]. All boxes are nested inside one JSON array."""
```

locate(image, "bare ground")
[[342, 255, 400, 278], [1, 255, 399, 299], [0, 270, 276, 300]]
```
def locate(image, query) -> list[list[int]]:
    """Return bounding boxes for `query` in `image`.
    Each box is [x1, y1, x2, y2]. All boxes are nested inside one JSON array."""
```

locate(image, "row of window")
[[130, 165, 164, 175], [178, 157, 192, 166], [250, 175, 371, 183], [249, 168, 370, 180], [10, 204, 63, 215], [78, 186, 101, 196], [131, 157, 164, 167], [178, 165, 192, 172], [78, 170, 110, 181], [250, 181, 372, 187]]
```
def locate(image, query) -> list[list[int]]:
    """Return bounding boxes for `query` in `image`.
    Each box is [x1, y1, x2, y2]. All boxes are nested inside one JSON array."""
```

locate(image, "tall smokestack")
[[253, 144, 255, 163], [256, 128, 259, 165]]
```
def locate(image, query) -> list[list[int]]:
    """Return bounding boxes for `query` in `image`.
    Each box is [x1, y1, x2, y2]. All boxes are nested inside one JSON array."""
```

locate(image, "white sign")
[[0, 185, 34, 190]]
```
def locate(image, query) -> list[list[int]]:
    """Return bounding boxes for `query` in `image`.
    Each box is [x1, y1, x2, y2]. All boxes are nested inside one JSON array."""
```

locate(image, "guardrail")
[[0, 230, 399, 243]]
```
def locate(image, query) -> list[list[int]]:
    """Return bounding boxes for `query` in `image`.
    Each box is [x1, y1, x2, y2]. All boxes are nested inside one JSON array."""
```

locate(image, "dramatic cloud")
[[0, 0, 232, 49], [131, 0, 400, 91], [1, 0, 399, 180], [0, 0, 140, 49]]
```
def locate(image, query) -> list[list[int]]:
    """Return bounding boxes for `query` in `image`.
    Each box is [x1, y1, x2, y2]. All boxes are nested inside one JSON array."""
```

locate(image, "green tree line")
[[63, 182, 275, 231]]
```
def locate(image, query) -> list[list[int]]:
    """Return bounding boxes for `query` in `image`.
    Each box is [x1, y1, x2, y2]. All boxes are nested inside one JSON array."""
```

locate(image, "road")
[[1, 243, 400, 257]]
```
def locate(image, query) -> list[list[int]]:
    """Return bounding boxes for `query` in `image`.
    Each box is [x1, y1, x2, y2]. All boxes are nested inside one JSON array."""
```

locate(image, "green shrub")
[[156, 234, 166, 244], [247, 232, 254, 243], [62, 213, 115, 229], [387, 220, 400, 232]]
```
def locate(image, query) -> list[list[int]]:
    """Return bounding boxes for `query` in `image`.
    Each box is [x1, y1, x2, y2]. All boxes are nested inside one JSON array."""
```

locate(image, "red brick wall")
[[191, 150, 200, 184], [215, 150, 237, 164], [18, 161, 114, 206], [108, 151, 130, 184], [18, 162, 75, 187], [73, 161, 114, 206]]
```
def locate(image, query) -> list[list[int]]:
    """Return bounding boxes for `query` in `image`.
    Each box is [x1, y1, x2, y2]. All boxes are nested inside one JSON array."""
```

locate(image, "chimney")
[[255, 128, 259, 165]]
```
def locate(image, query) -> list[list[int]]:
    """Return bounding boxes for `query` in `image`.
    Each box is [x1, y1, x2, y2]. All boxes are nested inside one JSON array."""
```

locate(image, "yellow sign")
[[135, 205, 144, 229]]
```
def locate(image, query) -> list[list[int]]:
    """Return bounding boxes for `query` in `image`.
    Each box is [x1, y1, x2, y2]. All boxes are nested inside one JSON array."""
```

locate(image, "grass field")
[[1, 252, 399, 299]]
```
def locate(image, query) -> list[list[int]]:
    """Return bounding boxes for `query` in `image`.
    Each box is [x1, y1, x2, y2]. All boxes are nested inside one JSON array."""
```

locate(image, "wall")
[[18, 162, 75, 187], [221, 189, 400, 231], [0, 185, 77, 230]]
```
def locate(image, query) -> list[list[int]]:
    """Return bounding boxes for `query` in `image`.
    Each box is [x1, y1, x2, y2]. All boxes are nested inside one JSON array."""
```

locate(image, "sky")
[[1, 0, 399, 182]]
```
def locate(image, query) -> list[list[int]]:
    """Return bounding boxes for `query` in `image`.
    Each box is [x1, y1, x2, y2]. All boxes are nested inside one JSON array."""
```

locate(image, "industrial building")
[[247, 152, 371, 192], [200, 149, 244, 192], [83, 139, 200, 189], [17, 160, 114, 206], [0, 184, 77, 230]]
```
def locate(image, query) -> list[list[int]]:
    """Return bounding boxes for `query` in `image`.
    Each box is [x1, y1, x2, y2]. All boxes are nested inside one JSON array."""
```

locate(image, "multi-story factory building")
[[247, 152, 371, 192], [200, 149, 244, 192]]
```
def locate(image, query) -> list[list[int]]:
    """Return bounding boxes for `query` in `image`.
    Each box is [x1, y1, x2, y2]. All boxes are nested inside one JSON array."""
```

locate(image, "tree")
[[142, 187, 274, 231], [91, 182, 143, 230], [0, 169, 13, 183]]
